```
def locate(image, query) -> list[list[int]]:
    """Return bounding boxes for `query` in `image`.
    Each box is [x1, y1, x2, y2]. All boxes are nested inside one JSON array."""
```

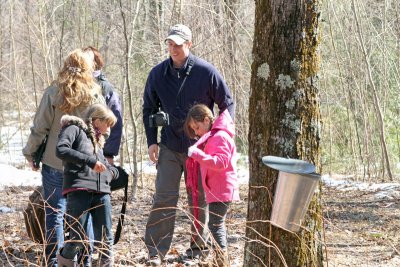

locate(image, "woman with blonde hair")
[[56, 49, 102, 113], [23, 49, 104, 267]]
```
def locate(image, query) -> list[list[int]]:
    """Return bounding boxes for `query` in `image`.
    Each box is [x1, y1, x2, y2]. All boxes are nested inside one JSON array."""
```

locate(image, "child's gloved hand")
[[188, 145, 197, 157], [93, 161, 106, 173]]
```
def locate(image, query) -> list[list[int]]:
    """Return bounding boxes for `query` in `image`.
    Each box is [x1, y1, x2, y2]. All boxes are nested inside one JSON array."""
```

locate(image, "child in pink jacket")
[[184, 104, 240, 267]]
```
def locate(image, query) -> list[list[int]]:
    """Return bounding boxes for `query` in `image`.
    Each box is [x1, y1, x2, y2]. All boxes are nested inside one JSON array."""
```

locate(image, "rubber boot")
[[56, 254, 78, 267]]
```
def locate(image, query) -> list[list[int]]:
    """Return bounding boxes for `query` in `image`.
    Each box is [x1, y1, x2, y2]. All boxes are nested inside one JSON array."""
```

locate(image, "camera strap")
[[175, 58, 195, 106]]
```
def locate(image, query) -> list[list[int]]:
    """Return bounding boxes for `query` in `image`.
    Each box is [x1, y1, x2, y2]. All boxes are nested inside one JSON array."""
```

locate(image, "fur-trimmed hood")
[[60, 114, 105, 149], [56, 114, 118, 195], [60, 114, 88, 131]]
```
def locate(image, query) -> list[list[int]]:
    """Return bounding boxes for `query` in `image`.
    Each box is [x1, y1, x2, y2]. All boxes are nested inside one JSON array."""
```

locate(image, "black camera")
[[149, 111, 170, 127]]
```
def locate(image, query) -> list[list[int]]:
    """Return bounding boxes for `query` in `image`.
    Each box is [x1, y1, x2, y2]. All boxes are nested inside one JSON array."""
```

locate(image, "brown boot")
[[199, 250, 229, 267], [214, 249, 229, 267], [56, 254, 78, 267]]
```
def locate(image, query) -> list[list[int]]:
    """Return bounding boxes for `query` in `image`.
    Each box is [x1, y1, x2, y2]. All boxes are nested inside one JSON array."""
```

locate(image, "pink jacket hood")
[[195, 109, 235, 147], [211, 109, 235, 137]]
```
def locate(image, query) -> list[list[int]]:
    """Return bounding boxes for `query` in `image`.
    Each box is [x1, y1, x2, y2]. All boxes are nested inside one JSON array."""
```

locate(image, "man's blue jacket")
[[143, 53, 235, 153]]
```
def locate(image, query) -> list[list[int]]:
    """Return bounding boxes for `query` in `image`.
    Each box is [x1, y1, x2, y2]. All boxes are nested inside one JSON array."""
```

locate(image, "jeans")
[[61, 191, 113, 264], [208, 202, 230, 250], [42, 164, 66, 267]]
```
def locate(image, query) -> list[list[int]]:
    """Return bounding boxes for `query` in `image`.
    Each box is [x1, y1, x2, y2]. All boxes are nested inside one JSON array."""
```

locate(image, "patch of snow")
[[322, 174, 400, 200], [237, 168, 249, 185], [138, 160, 157, 175], [0, 207, 15, 213], [0, 163, 41, 190]]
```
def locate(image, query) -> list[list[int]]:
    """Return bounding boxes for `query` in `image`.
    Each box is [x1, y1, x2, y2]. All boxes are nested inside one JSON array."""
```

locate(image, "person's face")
[[189, 117, 211, 138], [93, 119, 110, 135], [166, 39, 192, 66]]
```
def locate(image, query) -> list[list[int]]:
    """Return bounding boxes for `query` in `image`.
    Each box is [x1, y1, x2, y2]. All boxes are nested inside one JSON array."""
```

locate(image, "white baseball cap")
[[165, 24, 192, 45]]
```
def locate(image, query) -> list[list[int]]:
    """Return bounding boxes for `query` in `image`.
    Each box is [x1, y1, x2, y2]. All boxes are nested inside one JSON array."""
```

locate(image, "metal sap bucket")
[[262, 156, 321, 232]]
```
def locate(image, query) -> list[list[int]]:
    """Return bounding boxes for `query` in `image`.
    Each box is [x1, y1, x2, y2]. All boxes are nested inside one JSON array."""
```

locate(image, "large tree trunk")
[[244, 0, 323, 266]]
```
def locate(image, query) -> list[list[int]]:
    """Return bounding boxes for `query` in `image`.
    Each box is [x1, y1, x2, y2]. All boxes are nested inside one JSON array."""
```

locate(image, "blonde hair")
[[184, 104, 214, 139], [56, 49, 101, 113], [85, 103, 117, 150]]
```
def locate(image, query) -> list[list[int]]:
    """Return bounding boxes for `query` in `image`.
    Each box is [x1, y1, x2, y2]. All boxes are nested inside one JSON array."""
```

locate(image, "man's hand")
[[148, 144, 159, 164]]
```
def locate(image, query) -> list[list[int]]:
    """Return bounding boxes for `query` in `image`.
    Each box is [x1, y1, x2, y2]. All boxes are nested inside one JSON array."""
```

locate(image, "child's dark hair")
[[184, 104, 214, 139]]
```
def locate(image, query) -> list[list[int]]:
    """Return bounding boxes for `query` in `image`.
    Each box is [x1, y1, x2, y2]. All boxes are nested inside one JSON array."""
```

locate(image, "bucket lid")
[[262, 155, 316, 174]]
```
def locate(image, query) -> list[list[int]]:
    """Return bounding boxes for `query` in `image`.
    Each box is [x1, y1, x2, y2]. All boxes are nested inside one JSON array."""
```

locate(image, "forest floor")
[[322, 175, 400, 267], [1, 174, 400, 266]]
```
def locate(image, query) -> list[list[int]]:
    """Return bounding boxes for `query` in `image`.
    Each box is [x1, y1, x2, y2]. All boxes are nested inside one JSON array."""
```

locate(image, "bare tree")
[[321, 0, 400, 180], [351, 0, 393, 181], [118, 0, 144, 199]]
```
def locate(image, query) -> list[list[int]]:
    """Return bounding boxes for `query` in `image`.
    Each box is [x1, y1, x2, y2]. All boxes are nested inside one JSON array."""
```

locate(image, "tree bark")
[[244, 0, 323, 266]]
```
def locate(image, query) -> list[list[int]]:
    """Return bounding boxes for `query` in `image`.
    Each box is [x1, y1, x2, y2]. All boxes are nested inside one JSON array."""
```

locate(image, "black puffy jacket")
[[56, 115, 118, 194]]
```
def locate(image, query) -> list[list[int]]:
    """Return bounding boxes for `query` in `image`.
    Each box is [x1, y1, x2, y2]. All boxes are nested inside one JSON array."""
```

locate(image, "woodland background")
[[0, 0, 398, 183], [0, 0, 400, 266], [1, 0, 399, 184]]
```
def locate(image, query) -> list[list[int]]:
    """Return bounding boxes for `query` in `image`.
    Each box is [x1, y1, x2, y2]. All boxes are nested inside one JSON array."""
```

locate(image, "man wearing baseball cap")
[[142, 24, 234, 266], [165, 24, 192, 45]]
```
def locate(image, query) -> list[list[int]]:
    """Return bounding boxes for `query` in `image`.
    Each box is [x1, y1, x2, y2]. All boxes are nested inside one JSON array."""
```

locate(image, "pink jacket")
[[188, 109, 240, 204]]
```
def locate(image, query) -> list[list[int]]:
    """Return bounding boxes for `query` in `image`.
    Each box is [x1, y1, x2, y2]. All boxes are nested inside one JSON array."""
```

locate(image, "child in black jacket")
[[56, 103, 118, 267]]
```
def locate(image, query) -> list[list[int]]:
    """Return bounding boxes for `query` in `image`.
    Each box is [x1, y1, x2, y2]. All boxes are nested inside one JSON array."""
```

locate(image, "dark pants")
[[144, 144, 208, 258], [208, 202, 230, 250], [61, 191, 113, 264]]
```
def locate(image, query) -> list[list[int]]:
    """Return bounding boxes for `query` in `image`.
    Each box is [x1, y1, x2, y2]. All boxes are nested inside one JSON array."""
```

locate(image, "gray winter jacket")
[[22, 85, 105, 170]]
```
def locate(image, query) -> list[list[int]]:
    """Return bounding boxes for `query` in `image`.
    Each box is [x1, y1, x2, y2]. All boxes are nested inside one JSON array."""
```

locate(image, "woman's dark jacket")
[[96, 73, 123, 158], [56, 115, 118, 194]]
